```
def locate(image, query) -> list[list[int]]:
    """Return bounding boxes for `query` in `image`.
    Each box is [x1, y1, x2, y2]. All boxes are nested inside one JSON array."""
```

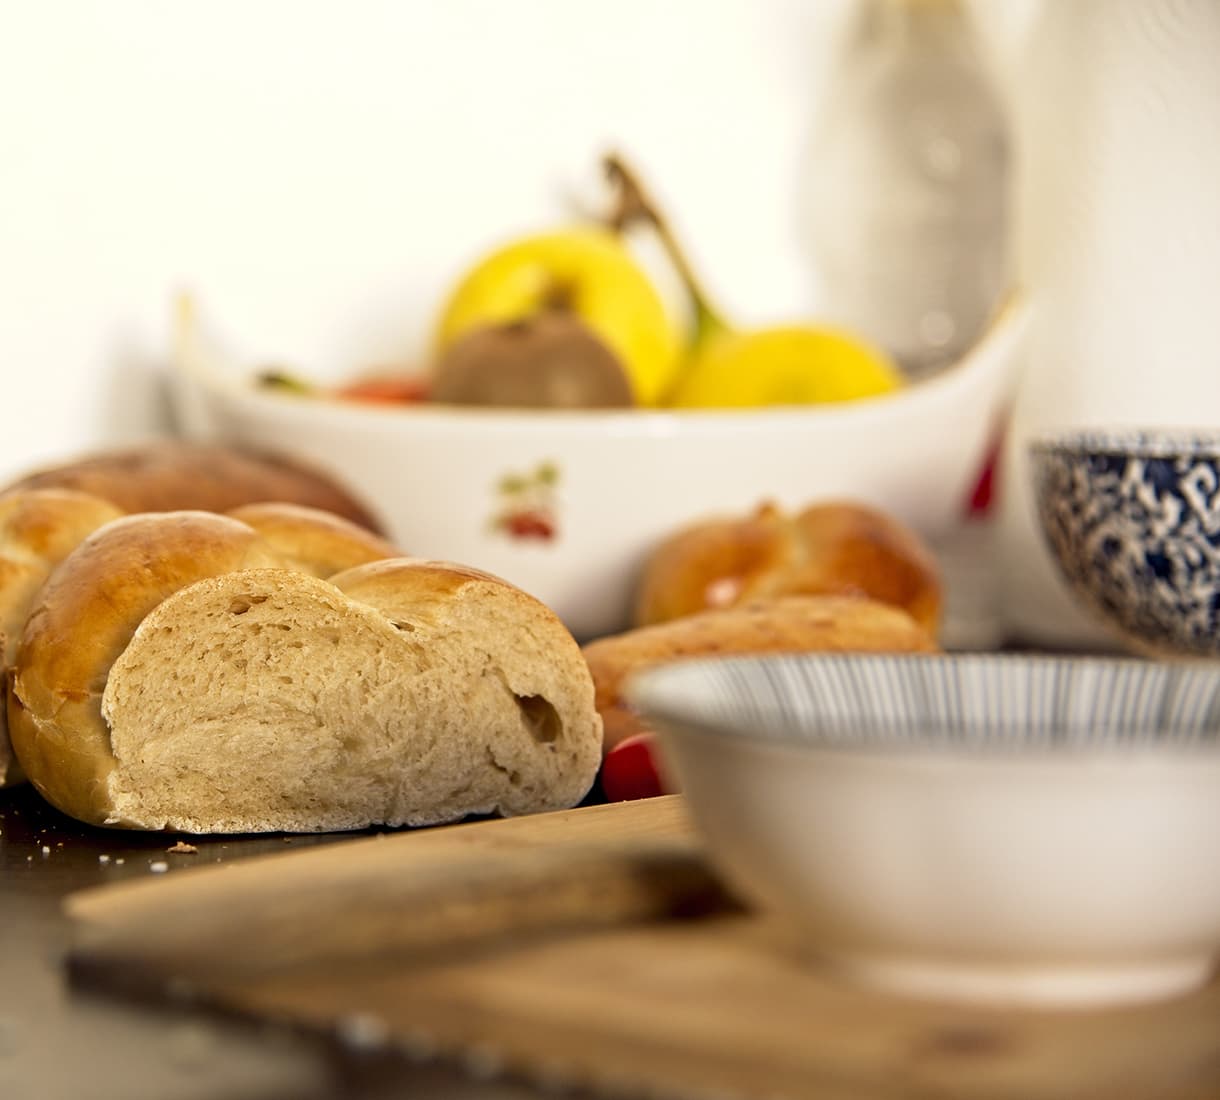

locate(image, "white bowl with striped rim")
[[627, 652, 1220, 1009]]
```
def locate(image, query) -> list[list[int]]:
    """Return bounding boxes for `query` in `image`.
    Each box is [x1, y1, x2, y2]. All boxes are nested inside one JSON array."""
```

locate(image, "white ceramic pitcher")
[[983, 0, 1220, 648]]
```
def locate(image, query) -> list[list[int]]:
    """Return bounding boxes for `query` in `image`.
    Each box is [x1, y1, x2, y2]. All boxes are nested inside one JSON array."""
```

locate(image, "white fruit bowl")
[[628, 651, 1220, 1009], [171, 303, 1027, 641]]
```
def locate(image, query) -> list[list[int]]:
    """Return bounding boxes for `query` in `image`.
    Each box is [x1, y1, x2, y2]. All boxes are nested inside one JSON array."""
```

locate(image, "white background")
[[1, 0, 898, 482]]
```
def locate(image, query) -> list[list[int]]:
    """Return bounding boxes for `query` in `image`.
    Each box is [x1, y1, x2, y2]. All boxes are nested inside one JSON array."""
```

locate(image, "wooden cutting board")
[[67, 796, 1220, 1100]]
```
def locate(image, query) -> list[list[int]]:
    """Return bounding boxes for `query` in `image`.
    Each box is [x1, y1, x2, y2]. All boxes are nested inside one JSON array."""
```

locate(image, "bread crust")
[[634, 500, 943, 635], [0, 490, 127, 785], [226, 502, 399, 577], [584, 595, 940, 754], [4, 441, 385, 533], [328, 557, 534, 623]]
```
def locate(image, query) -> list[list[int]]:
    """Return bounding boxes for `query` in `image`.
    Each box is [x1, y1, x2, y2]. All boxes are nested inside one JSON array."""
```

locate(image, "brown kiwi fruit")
[[429, 313, 635, 409]]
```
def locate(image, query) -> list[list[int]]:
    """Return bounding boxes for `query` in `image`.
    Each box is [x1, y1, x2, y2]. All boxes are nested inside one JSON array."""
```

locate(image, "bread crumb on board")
[[167, 841, 199, 854]]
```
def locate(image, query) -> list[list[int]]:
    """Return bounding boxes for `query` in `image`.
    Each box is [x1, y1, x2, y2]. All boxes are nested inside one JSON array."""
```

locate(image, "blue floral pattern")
[[1031, 431, 1220, 656]]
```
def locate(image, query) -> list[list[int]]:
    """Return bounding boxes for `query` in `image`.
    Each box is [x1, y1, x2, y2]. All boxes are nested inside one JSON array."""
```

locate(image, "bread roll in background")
[[634, 500, 943, 636], [8, 511, 601, 832], [3, 440, 385, 534], [584, 595, 940, 754]]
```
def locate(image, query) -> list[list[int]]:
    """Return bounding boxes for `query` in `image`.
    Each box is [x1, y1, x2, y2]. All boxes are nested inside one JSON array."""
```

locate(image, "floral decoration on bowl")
[[490, 460, 560, 542]]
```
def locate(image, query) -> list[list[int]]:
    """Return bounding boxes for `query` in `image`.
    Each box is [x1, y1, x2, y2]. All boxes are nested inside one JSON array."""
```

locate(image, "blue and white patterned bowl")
[[1030, 429, 1220, 657], [627, 652, 1220, 1009]]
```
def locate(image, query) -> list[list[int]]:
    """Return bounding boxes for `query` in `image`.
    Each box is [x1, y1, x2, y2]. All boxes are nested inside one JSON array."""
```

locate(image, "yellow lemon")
[[669, 325, 904, 409], [434, 227, 682, 407]]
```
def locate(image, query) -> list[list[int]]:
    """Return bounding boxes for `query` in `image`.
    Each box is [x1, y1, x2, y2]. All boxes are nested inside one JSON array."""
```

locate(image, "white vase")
[[996, 0, 1220, 648]]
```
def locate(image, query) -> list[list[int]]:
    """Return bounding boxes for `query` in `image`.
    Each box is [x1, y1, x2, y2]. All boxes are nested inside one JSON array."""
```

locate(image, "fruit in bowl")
[[596, 154, 904, 411], [431, 312, 635, 410], [433, 223, 681, 408], [667, 324, 901, 408], [272, 154, 907, 417], [171, 153, 1026, 641]]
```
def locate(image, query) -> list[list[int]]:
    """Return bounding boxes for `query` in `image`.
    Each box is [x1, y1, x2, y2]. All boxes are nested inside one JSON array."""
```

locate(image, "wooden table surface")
[[0, 784, 550, 1100]]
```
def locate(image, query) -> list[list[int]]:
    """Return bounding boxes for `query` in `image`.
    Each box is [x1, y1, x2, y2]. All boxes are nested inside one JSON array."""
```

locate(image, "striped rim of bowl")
[[626, 652, 1220, 753], [1028, 428, 1220, 459]]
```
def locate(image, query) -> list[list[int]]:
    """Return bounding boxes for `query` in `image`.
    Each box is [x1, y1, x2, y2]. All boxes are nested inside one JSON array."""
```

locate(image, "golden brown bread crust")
[[8, 513, 286, 822], [329, 557, 527, 620], [0, 491, 126, 666], [4, 441, 385, 533], [633, 505, 791, 625], [583, 595, 941, 754], [634, 500, 943, 636], [226, 502, 399, 577], [0, 490, 127, 785]]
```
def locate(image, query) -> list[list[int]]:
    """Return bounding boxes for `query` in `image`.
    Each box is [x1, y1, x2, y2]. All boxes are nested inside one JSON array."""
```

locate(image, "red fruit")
[[600, 733, 670, 802], [335, 376, 430, 405]]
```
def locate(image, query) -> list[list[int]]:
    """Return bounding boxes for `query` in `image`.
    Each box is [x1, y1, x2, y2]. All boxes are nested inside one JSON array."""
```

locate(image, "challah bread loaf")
[[9, 512, 600, 831], [0, 495, 395, 789], [584, 595, 940, 754], [634, 500, 943, 636], [0, 490, 127, 785], [3, 440, 385, 533]]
